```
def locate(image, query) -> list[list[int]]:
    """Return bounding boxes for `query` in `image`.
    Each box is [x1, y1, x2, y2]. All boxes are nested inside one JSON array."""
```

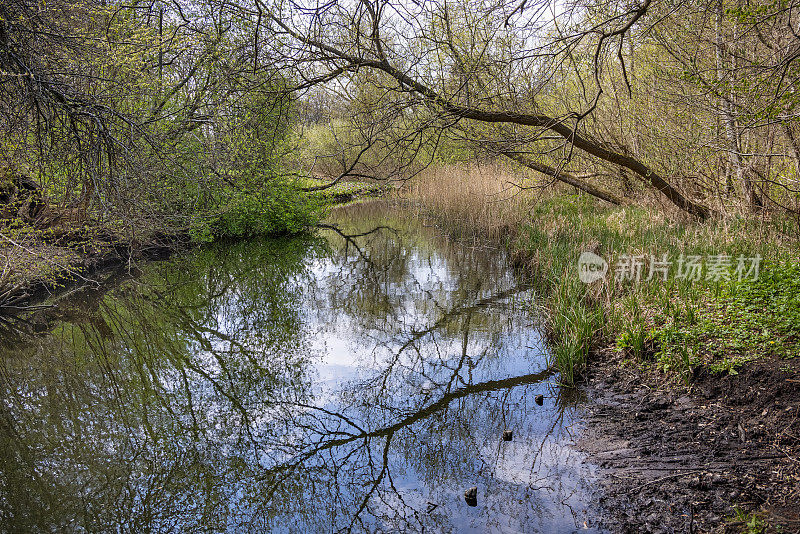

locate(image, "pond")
[[0, 202, 604, 533]]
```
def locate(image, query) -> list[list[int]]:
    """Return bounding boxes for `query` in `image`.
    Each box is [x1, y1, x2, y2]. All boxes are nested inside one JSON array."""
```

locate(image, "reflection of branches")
[[1, 208, 583, 531], [258, 362, 556, 530], [400, 285, 529, 353], [368, 283, 531, 394], [272, 365, 554, 466], [317, 223, 398, 261], [0, 266, 135, 345], [318, 224, 397, 241], [315, 221, 409, 325], [341, 431, 393, 534]]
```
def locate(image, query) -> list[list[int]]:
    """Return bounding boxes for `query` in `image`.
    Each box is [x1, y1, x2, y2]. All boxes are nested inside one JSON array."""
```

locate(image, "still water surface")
[[0, 202, 603, 532]]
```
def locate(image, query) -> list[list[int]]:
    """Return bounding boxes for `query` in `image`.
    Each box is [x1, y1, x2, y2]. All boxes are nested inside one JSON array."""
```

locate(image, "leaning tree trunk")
[[268, 12, 713, 220], [501, 152, 622, 205]]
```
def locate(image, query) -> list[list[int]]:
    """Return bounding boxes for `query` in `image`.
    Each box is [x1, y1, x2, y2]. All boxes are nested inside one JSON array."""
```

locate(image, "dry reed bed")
[[400, 163, 538, 241]]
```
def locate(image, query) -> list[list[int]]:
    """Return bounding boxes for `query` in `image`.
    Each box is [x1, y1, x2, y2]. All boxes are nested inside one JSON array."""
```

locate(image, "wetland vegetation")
[[1, 0, 799, 531]]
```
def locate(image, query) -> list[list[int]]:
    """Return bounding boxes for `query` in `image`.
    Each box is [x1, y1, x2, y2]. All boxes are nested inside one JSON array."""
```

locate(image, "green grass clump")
[[727, 506, 767, 533], [549, 291, 603, 386], [513, 192, 797, 385]]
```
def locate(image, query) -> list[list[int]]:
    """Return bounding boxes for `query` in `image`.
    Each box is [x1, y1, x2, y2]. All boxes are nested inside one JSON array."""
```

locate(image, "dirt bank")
[[579, 350, 800, 533], [0, 230, 186, 311]]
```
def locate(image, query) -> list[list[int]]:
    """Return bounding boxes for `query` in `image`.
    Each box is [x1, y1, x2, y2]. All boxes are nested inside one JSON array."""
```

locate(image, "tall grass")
[[400, 162, 536, 242]]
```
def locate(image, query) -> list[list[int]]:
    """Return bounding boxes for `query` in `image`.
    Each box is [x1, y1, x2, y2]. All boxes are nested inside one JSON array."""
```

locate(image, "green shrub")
[[191, 180, 324, 241]]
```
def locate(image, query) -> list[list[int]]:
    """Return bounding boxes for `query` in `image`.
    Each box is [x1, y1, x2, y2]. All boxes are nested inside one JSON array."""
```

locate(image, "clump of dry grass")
[[400, 162, 537, 241]]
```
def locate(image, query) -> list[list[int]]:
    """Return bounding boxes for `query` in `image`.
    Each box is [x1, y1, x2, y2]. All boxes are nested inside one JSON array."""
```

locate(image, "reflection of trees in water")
[[0, 237, 323, 532], [0, 207, 594, 532], [316, 203, 521, 343]]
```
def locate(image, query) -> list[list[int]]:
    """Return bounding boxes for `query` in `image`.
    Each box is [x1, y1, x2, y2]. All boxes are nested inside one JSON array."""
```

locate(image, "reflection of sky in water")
[[180, 209, 600, 532], [0, 204, 604, 533], [273, 208, 604, 533]]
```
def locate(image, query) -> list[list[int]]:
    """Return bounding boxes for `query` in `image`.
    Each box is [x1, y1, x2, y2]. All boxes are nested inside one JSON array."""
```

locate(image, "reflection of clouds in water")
[[279, 206, 603, 532], [0, 204, 604, 533]]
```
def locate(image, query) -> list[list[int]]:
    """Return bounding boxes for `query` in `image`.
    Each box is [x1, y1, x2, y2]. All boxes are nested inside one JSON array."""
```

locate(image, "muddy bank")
[[578, 350, 800, 533], [0, 230, 187, 312]]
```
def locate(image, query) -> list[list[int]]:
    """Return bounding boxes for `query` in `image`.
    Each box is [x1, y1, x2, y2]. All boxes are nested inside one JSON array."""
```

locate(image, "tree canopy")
[[1, 0, 799, 225]]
